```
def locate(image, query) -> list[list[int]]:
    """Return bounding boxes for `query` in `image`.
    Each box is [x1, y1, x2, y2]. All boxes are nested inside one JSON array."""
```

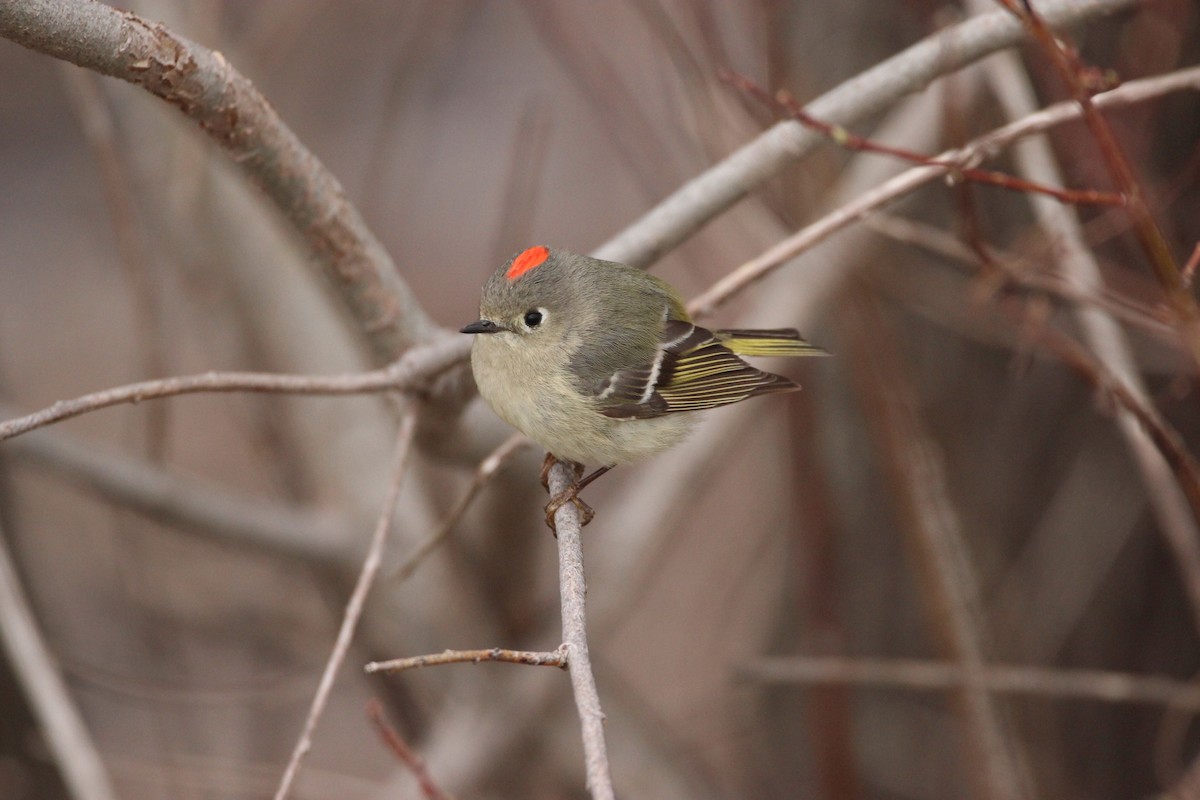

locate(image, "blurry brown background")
[[1, 1, 1199, 798]]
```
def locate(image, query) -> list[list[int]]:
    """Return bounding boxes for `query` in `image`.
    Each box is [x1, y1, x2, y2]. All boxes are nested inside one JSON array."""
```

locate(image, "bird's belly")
[[512, 405, 695, 467], [471, 338, 694, 466]]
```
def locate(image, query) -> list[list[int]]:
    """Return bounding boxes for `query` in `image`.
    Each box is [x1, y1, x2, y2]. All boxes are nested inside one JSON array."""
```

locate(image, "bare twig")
[[871, 214, 1200, 660], [390, 433, 529, 581], [742, 656, 1200, 710], [0, 522, 117, 800], [0, 0, 435, 360], [365, 647, 568, 675], [0, 334, 469, 442], [686, 64, 1200, 319], [594, 0, 1138, 268], [548, 459, 615, 800], [366, 699, 454, 800], [272, 407, 419, 800]]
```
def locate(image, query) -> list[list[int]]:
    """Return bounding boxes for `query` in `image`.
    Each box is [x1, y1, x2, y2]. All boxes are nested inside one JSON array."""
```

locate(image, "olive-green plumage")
[[462, 247, 825, 466]]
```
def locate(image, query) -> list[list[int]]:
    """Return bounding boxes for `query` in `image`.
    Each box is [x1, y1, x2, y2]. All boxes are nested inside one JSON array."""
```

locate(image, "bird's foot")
[[540, 455, 593, 533], [544, 488, 596, 533]]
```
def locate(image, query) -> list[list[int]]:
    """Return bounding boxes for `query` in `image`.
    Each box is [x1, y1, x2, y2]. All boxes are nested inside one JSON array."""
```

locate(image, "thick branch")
[[0, 0, 436, 361]]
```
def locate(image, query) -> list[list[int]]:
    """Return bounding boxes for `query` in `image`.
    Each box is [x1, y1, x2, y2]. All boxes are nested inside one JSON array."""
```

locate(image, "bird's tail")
[[717, 328, 829, 358]]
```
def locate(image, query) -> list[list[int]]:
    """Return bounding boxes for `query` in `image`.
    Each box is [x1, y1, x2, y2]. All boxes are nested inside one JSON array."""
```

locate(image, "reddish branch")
[[366, 700, 453, 800], [725, 69, 1123, 207], [995, 0, 1200, 369]]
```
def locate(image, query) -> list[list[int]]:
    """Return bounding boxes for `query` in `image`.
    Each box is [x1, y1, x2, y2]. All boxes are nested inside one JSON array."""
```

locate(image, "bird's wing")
[[595, 320, 800, 420]]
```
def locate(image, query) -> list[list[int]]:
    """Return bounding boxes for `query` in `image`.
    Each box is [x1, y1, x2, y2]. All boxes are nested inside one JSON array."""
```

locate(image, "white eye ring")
[[523, 308, 548, 330]]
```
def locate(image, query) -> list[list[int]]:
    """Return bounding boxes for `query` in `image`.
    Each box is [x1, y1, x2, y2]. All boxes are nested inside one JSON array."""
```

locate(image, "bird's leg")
[[542, 455, 595, 532], [575, 465, 611, 493], [541, 455, 612, 494]]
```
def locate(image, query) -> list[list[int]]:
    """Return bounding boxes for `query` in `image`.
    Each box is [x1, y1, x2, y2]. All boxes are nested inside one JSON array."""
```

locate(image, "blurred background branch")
[[0, 0, 436, 361]]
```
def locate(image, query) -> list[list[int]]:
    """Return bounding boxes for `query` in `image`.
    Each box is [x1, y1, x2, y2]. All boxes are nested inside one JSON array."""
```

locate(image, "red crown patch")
[[507, 246, 549, 280]]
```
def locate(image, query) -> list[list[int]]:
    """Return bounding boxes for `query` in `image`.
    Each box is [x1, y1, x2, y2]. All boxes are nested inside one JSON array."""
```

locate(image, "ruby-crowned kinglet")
[[461, 246, 825, 468]]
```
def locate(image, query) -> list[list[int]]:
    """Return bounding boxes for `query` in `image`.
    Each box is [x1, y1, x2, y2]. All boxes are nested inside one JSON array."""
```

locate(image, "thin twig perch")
[[548, 460, 615, 800]]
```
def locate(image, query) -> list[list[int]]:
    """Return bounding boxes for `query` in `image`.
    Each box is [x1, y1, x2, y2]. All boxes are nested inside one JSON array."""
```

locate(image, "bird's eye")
[[524, 309, 544, 328]]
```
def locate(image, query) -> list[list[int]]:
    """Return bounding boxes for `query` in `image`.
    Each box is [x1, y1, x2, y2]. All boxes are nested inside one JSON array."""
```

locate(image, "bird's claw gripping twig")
[[540, 455, 594, 533], [545, 487, 595, 532]]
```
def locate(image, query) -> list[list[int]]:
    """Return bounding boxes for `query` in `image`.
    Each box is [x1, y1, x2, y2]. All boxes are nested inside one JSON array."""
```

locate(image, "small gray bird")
[[462, 246, 825, 522]]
